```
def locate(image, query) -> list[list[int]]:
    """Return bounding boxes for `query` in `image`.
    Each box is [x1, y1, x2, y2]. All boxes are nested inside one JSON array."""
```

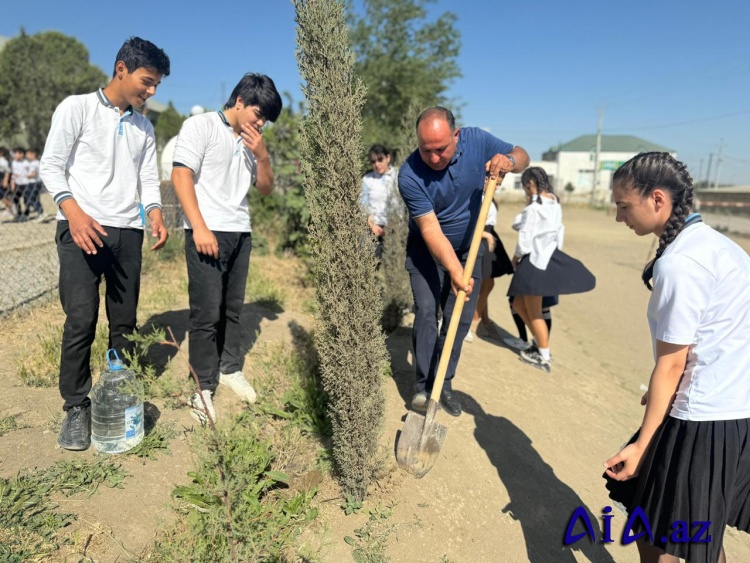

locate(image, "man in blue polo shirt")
[[399, 107, 529, 416]]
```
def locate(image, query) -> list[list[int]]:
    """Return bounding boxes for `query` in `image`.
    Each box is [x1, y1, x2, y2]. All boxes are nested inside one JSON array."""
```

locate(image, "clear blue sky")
[[3, 0, 750, 184]]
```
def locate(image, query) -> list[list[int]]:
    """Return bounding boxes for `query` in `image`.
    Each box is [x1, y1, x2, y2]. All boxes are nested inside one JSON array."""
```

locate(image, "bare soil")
[[1, 205, 749, 562]]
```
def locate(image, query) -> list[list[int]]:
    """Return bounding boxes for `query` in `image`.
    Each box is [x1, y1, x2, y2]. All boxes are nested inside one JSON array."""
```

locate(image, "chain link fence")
[[0, 182, 183, 317]]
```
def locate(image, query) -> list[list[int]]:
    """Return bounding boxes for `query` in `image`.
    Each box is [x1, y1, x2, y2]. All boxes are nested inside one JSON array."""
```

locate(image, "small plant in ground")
[[341, 494, 363, 515], [124, 327, 191, 406], [147, 412, 318, 562], [344, 502, 398, 563], [0, 413, 24, 436], [125, 420, 179, 461], [0, 458, 128, 560]]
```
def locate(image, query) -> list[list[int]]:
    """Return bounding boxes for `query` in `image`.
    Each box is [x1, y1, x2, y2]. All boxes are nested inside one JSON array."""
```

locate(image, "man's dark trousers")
[[56, 222, 143, 411], [185, 230, 252, 393], [406, 237, 483, 394]]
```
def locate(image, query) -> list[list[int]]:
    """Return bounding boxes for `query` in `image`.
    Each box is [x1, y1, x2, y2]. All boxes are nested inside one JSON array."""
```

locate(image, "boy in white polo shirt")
[[171, 73, 282, 424], [40, 37, 170, 450]]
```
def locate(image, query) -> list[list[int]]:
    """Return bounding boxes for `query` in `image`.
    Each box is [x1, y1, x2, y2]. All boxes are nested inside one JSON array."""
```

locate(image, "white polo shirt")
[[648, 221, 750, 421], [172, 112, 257, 232], [11, 159, 29, 186], [40, 89, 162, 229]]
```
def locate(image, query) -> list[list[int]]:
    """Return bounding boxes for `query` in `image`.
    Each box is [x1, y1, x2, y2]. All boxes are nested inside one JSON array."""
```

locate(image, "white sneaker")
[[503, 337, 532, 351], [190, 390, 216, 425], [219, 371, 257, 403], [464, 330, 475, 343]]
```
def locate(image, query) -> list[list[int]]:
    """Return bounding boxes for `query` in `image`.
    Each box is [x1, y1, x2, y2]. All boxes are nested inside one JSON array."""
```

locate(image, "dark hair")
[[368, 144, 390, 159], [113, 37, 170, 77], [612, 152, 694, 290], [521, 167, 555, 205], [416, 106, 456, 131], [12, 147, 25, 154], [224, 73, 283, 122]]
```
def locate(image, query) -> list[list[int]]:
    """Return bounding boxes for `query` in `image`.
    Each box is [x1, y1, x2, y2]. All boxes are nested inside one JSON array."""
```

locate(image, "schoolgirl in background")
[[604, 152, 750, 563], [507, 167, 595, 372]]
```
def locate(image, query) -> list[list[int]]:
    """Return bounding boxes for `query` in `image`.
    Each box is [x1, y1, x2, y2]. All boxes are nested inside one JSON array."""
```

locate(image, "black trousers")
[[185, 230, 252, 393], [406, 237, 482, 394], [56, 222, 143, 411]]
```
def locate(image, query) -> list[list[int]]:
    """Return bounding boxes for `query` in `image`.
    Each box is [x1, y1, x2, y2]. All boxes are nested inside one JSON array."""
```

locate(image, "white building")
[[500, 134, 675, 202]]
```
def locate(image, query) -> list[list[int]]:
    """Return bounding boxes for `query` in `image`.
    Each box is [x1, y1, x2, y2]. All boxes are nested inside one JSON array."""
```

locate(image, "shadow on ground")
[[140, 302, 281, 378], [457, 391, 616, 563]]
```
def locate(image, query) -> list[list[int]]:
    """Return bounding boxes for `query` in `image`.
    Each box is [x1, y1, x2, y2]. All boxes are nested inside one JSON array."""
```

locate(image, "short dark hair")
[[12, 147, 25, 154], [113, 37, 170, 77], [224, 73, 283, 122], [368, 144, 391, 159], [416, 106, 455, 131]]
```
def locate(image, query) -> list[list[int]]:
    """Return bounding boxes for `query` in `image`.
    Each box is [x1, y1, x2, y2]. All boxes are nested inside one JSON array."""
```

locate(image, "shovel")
[[396, 174, 500, 478]]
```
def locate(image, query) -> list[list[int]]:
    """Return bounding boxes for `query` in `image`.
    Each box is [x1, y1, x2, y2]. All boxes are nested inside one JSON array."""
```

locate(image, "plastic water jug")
[[91, 349, 144, 453]]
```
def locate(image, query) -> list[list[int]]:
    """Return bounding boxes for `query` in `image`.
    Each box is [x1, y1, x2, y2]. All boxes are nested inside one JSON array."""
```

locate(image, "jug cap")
[[107, 349, 125, 371]]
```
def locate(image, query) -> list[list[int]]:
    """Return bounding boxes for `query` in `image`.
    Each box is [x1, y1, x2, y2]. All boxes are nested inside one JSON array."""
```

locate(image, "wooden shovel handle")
[[429, 175, 500, 403]]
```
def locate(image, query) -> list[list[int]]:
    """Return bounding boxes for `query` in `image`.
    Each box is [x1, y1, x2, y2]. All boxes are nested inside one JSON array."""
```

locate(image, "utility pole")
[[697, 158, 704, 186], [590, 107, 604, 205], [705, 153, 713, 190], [713, 138, 724, 189]]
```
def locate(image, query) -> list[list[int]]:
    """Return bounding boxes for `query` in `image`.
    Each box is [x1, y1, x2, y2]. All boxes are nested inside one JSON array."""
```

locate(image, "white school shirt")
[[172, 112, 257, 232], [360, 166, 397, 226], [512, 196, 564, 270], [40, 89, 162, 228], [648, 221, 750, 421], [486, 200, 497, 227], [27, 158, 40, 182], [11, 159, 29, 186], [0, 157, 10, 182]]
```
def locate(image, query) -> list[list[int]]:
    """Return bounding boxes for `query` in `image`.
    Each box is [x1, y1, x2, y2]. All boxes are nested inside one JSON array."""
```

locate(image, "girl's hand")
[[482, 232, 495, 253], [511, 255, 520, 270], [603, 442, 646, 482]]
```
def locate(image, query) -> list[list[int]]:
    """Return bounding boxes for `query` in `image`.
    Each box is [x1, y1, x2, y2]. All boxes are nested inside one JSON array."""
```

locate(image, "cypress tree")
[[294, 0, 388, 500]]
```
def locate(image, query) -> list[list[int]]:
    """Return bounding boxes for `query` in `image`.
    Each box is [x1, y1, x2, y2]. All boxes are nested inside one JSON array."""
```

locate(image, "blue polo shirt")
[[398, 127, 514, 252]]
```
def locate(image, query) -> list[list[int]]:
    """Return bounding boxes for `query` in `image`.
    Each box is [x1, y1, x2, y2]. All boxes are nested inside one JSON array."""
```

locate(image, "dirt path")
[[313, 204, 750, 562]]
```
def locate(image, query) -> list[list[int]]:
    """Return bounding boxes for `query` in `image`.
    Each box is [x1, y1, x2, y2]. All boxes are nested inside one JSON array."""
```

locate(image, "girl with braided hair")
[[604, 152, 750, 563], [507, 167, 595, 372]]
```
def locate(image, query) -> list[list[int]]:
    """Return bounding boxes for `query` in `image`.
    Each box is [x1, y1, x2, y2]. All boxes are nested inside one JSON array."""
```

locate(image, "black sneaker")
[[58, 405, 91, 450], [519, 349, 551, 373], [440, 390, 462, 417]]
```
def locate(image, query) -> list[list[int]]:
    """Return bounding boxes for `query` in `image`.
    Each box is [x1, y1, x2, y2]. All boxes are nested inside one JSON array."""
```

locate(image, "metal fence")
[[0, 182, 183, 317]]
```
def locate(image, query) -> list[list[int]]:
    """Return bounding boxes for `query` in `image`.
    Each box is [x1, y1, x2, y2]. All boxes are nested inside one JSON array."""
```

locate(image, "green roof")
[[553, 135, 674, 153]]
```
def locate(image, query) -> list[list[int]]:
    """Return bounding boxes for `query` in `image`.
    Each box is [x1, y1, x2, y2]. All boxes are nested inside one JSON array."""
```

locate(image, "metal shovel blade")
[[396, 401, 447, 478]]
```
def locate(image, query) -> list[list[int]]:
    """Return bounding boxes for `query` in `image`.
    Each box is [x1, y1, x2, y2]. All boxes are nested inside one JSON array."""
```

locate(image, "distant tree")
[[251, 94, 311, 255], [348, 0, 461, 152], [153, 102, 185, 147], [0, 30, 107, 149], [295, 0, 388, 500]]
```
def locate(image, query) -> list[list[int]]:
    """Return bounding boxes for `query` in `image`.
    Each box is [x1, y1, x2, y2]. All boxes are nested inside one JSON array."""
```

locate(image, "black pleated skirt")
[[507, 248, 595, 296], [481, 227, 514, 280], [604, 417, 750, 563]]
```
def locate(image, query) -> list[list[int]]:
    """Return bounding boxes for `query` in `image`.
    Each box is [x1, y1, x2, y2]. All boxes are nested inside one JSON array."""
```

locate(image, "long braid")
[[522, 167, 554, 206], [614, 153, 694, 290]]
